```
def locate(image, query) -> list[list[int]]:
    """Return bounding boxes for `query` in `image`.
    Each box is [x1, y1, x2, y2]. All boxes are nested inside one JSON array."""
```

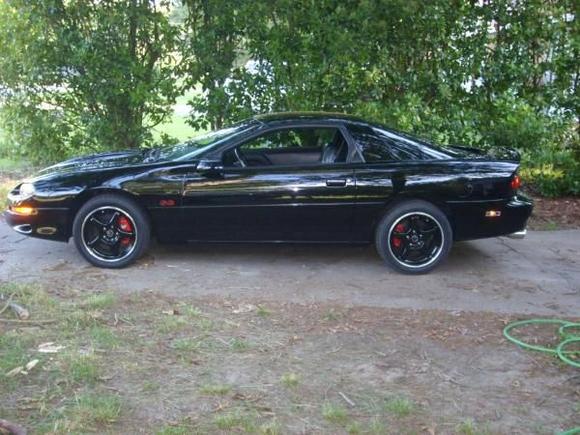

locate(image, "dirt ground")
[[0, 286, 578, 434], [527, 194, 580, 231]]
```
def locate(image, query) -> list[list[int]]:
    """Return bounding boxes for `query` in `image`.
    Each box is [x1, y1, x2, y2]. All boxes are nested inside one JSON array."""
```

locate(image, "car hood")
[[32, 150, 151, 180]]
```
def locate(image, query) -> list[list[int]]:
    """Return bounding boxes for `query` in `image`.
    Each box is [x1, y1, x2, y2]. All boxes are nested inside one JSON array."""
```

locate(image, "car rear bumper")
[[3, 207, 70, 241], [449, 194, 533, 241]]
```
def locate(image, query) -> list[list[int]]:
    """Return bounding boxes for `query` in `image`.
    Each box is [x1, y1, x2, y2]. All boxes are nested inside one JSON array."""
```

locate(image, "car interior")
[[223, 127, 349, 167]]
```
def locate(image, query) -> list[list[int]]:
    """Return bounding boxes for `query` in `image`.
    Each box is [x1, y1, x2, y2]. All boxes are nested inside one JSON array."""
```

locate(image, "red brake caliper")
[[117, 216, 133, 246], [392, 223, 405, 249]]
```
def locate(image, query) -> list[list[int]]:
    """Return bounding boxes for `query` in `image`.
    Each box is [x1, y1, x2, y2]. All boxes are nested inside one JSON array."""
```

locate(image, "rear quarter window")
[[348, 124, 449, 162]]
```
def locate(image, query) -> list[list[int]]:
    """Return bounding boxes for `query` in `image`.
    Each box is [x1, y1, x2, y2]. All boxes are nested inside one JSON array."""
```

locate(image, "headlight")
[[19, 183, 36, 197]]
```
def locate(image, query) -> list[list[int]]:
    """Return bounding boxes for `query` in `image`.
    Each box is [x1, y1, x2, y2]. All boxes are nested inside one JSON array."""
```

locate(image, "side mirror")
[[197, 159, 224, 177]]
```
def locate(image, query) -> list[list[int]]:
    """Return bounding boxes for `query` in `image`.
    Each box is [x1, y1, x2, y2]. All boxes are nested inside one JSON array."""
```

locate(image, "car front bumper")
[[4, 207, 70, 241]]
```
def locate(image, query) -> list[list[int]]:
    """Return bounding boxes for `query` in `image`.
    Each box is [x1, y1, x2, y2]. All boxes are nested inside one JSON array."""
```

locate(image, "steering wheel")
[[234, 148, 248, 168]]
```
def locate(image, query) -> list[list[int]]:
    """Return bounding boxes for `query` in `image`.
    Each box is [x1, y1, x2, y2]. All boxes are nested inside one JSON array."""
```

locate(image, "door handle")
[[326, 179, 347, 187]]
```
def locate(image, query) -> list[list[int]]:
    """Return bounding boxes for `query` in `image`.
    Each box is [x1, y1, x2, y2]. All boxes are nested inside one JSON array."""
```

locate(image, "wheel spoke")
[[417, 225, 437, 235], [86, 234, 100, 246], [107, 211, 120, 225], [89, 216, 108, 229], [420, 236, 436, 260]]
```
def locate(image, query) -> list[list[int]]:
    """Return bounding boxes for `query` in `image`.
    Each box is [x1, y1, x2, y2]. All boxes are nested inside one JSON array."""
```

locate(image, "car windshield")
[[156, 121, 258, 161]]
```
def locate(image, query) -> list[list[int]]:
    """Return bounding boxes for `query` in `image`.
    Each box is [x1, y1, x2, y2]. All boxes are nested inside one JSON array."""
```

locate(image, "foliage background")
[[0, 0, 578, 195]]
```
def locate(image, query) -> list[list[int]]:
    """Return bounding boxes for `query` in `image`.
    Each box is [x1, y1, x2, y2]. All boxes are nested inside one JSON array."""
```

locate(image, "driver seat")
[[320, 136, 348, 164]]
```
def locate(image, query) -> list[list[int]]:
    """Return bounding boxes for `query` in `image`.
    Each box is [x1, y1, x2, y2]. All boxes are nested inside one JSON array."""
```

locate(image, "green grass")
[[43, 393, 122, 432], [280, 372, 300, 388], [172, 337, 203, 353], [384, 396, 415, 418], [542, 221, 559, 231], [256, 305, 271, 317], [0, 157, 32, 173], [0, 332, 35, 390], [83, 292, 117, 310], [346, 421, 364, 434], [156, 425, 194, 435], [195, 317, 214, 332], [258, 420, 282, 434], [0, 282, 58, 314], [230, 337, 250, 351], [213, 410, 257, 431], [183, 304, 204, 318], [366, 417, 387, 434], [456, 419, 492, 435], [322, 402, 349, 425], [156, 315, 189, 333], [63, 353, 101, 385], [68, 393, 122, 427], [323, 309, 342, 321], [151, 86, 207, 143], [65, 308, 104, 330], [89, 325, 120, 350], [152, 113, 200, 143], [199, 383, 231, 396]]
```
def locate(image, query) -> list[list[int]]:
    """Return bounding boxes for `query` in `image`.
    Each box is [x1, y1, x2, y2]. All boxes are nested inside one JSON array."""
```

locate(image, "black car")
[[4, 112, 532, 273]]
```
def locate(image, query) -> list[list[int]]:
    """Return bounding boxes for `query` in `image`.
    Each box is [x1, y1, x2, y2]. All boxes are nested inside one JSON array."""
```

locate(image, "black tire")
[[72, 194, 150, 268], [375, 200, 452, 274]]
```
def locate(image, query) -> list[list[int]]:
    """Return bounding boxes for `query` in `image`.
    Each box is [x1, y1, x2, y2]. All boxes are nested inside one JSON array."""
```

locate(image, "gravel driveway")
[[1, 219, 578, 317]]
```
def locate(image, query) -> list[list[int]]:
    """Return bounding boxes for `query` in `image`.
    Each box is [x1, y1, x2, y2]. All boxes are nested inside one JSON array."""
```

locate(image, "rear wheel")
[[72, 194, 150, 268], [375, 200, 452, 274]]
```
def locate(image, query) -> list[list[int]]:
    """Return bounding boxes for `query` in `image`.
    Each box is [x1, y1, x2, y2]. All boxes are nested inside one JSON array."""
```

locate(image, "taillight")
[[511, 174, 521, 191]]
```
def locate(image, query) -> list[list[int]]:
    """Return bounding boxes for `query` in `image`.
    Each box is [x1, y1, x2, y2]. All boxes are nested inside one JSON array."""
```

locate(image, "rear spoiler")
[[447, 145, 521, 162]]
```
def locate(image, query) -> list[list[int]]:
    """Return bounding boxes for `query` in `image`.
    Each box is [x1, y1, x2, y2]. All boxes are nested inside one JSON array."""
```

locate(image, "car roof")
[[253, 111, 366, 124]]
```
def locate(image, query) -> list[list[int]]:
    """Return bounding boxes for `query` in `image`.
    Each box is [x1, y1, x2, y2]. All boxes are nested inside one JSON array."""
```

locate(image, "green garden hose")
[[560, 324, 580, 341], [557, 338, 580, 368], [503, 318, 579, 435], [503, 319, 575, 354]]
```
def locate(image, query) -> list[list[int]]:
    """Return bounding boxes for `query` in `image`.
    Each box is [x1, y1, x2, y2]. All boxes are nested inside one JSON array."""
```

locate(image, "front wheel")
[[375, 200, 452, 274], [72, 194, 150, 268]]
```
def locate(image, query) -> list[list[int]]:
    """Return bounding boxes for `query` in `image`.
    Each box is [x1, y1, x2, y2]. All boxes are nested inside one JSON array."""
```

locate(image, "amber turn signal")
[[10, 206, 37, 216]]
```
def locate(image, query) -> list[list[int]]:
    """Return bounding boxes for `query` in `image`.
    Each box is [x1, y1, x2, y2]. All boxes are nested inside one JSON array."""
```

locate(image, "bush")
[[521, 147, 580, 197]]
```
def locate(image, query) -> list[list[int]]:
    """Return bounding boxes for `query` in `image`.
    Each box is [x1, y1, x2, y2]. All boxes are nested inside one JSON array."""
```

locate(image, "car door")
[[181, 125, 357, 242]]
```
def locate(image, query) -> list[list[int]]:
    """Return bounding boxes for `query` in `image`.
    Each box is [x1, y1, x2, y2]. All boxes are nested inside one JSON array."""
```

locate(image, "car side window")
[[223, 127, 349, 167], [348, 124, 437, 162]]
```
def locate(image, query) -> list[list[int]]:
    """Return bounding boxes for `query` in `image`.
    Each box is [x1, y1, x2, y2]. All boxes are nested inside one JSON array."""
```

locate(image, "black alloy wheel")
[[73, 194, 150, 268], [375, 200, 452, 274]]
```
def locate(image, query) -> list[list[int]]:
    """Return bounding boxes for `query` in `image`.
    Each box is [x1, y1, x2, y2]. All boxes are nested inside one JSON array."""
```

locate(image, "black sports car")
[[4, 112, 532, 273]]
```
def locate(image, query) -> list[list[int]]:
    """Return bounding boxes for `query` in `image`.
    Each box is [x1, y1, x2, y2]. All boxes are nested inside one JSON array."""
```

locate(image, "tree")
[[0, 0, 180, 161], [181, 0, 577, 143]]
